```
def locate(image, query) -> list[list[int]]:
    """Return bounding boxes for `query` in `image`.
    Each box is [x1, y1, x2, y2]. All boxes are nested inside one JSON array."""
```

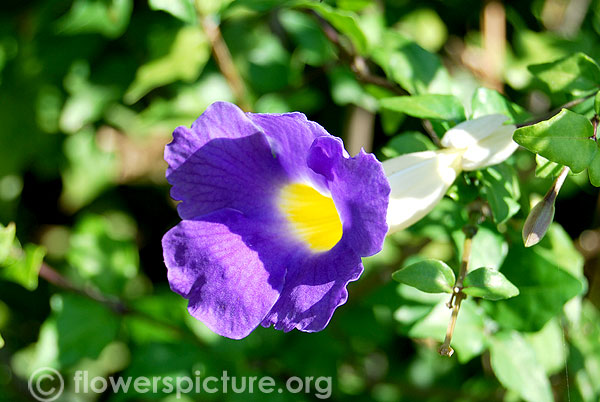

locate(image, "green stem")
[[439, 204, 483, 357]]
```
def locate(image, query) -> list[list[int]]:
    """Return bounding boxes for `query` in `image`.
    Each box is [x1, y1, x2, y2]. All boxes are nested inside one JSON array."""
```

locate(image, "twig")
[[40, 263, 128, 314], [422, 120, 443, 148], [39, 262, 203, 344], [310, 10, 407, 96], [517, 92, 596, 128], [199, 15, 252, 112]]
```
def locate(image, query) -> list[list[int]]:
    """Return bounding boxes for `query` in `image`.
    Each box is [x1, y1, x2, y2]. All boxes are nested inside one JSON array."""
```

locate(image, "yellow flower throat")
[[279, 183, 343, 252]]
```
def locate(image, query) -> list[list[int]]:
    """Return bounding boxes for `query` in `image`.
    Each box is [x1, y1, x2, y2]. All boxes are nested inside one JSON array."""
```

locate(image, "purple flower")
[[162, 102, 390, 339]]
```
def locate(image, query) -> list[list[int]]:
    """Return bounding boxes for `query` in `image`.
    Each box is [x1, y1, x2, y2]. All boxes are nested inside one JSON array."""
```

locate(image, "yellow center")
[[279, 183, 343, 252]]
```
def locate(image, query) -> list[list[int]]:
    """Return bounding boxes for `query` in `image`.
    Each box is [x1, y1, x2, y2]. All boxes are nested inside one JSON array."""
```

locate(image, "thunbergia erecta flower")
[[162, 102, 390, 339], [385, 114, 517, 233]]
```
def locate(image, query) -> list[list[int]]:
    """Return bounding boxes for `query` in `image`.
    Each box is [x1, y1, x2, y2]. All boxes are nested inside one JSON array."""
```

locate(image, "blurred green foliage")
[[0, 0, 600, 401]]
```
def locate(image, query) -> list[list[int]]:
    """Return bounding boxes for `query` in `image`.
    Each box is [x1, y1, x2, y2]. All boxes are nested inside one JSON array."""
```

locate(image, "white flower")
[[441, 114, 518, 171], [384, 149, 463, 233], [384, 114, 517, 233]]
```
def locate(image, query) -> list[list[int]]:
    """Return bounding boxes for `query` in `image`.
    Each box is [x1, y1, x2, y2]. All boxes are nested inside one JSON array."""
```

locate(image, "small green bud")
[[522, 167, 568, 247]]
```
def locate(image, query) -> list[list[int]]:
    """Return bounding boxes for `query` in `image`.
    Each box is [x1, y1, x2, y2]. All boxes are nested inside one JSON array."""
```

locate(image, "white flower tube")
[[384, 149, 463, 233], [384, 114, 517, 233], [441, 114, 518, 171]]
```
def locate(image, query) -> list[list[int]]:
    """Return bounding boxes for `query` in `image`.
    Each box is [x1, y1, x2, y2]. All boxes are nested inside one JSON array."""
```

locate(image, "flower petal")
[[165, 102, 262, 175], [307, 136, 390, 256], [384, 150, 462, 233], [261, 241, 362, 332], [461, 124, 518, 170], [248, 112, 334, 191], [168, 132, 287, 220], [162, 209, 287, 339], [441, 114, 509, 149]]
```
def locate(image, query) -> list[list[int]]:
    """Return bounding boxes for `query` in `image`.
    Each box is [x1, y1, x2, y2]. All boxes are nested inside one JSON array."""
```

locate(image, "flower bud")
[[522, 167, 569, 247]]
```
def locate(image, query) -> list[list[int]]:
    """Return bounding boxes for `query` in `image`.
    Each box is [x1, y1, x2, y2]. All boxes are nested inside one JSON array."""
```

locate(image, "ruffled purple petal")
[[162, 208, 287, 339], [165, 102, 262, 175], [308, 136, 390, 257], [168, 132, 287, 220], [261, 241, 362, 332]]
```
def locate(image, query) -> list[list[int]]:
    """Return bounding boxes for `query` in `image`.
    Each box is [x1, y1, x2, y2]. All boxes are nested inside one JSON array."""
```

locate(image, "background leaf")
[[489, 331, 554, 402], [528, 53, 600, 96]]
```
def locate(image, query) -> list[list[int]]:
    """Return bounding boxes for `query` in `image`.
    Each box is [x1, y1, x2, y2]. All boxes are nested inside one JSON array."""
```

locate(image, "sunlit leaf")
[[0, 222, 16, 264], [294, 0, 368, 54], [528, 53, 600, 96], [0, 244, 46, 291], [56, 0, 134, 38], [148, 0, 196, 24], [462, 267, 519, 300], [61, 129, 118, 211], [392, 259, 455, 294], [380, 94, 465, 122], [124, 27, 210, 104], [514, 109, 597, 173]]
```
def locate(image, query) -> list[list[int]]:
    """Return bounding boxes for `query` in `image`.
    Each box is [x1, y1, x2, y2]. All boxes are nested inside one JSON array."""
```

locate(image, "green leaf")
[[67, 213, 139, 296], [0, 332, 3, 349], [61, 129, 118, 211], [525, 319, 566, 375], [396, 8, 447, 53], [528, 53, 600, 96], [56, 0, 134, 39], [513, 108, 597, 173], [294, 1, 368, 55], [328, 66, 377, 111], [486, 224, 584, 331], [124, 26, 210, 104], [480, 164, 521, 224], [381, 131, 436, 158], [463, 267, 519, 300], [148, 0, 196, 24], [279, 9, 336, 67], [0, 244, 46, 291], [380, 94, 465, 121], [392, 259, 455, 294], [535, 154, 564, 178], [371, 31, 452, 95], [595, 90, 600, 115], [0, 222, 16, 264], [471, 87, 530, 124], [60, 61, 119, 134], [588, 152, 600, 187], [489, 331, 553, 402], [53, 294, 120, 366]]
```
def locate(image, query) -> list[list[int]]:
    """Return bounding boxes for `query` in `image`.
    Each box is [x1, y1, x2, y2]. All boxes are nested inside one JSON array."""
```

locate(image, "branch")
[[39, 262, 204, 345], [199, 15, 253, 112], [517, 92, 596, 128], [310, 10, 407, 96]]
